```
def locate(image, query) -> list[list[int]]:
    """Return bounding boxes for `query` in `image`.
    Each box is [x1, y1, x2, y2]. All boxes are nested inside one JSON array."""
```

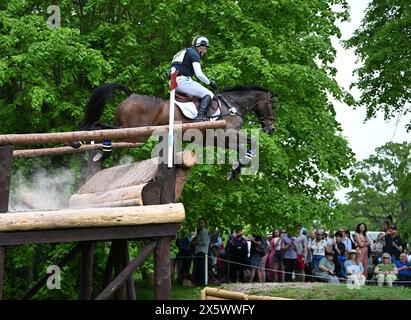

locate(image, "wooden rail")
[[0, 120, 226, 146]]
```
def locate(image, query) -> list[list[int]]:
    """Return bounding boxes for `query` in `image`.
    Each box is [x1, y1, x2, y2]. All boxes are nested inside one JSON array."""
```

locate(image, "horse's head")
[[253, 90, 276, 134], [220, 86, 277, 134]]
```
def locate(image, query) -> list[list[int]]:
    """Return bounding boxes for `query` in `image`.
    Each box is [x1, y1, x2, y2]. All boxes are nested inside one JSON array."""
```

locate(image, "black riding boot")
[[193, 95, 212, 122]]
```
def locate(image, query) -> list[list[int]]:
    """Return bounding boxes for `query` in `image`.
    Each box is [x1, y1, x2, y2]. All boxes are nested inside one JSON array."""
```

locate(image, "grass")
[[135, 280, 411, 300]]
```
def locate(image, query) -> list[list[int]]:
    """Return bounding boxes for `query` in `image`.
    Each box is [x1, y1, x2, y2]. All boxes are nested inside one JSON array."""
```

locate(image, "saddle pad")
[[175, 101, 221, 121]]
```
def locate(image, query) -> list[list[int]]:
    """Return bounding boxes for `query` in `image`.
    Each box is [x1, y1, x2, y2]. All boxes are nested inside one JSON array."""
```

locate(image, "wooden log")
[[102, 242, 116, 290], [23, 244, 82, 300], [13, 143, 142, 158], [95, 241, 157, 300], [154, 237, 171, 300], [79, 242, 94, 300], [0, 203, 185, 232], [175, 168, 190, 201], [71, 199, 139, 209], [0, 120, 227, 146], [69, 185, 145, 208], [0, 146, 13, 213], [202, 287, 247, 300]]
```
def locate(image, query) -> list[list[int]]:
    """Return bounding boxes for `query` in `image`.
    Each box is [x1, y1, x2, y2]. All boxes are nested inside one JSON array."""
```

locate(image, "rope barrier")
[[171, 255, 411, 285]]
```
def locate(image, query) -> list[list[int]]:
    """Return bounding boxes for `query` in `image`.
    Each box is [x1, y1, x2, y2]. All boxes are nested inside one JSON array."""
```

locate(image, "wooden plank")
[[102, 242, 116, 290], [0, 203, 185, 231], [95, 241, 157, 300], [0, 120, 227, 146], [13, 143, 141, 158], [0, 145, 13, 213], [154, 237, 171, 300], [22, 244, 82, 300], [78, 158, 158, 194], [0, 223, 181, 246], [79, 242, 94, 300]]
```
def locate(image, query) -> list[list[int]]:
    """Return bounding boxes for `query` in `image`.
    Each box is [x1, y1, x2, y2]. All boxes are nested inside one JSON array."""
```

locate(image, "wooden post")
[[95, 241, 157, 300], [0, 145, 13, 300], [113, 240, 126, 300], [0, 145, 13, 212], [121, 241, 136, 300], [79, 242, 94, 300], [154, 237, 172, 300]]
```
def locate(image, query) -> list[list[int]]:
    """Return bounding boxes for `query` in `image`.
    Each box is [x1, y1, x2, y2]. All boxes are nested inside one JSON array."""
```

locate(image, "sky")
[[331, 0, 410, 202]]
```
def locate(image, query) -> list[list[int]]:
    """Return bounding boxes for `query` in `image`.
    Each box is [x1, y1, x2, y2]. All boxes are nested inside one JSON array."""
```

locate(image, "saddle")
[[175, 92, 219, 115]]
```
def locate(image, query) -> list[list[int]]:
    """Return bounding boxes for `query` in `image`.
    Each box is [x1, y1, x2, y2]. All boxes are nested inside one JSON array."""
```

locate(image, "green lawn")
[[135, 280, 411, 300]]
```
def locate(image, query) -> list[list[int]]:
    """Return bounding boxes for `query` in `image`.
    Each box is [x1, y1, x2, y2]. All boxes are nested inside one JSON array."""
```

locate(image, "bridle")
[[218, 91, 275, 131]]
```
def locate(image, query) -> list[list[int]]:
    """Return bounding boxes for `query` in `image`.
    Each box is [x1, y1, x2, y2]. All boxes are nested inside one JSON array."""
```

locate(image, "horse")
[[76, 83, 277, 179]]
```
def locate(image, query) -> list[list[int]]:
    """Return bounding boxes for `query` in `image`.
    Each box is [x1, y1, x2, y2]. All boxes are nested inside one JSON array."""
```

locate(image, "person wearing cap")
[[383, 225, 405, 262], [374, 253, 398, 287], [345, 249, 366, 286], [170, 36, 218, 122], [315, 251, 340, 284]]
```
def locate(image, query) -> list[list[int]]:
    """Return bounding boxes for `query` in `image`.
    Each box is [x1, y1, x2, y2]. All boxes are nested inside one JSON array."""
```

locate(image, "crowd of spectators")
[[174, 216, 411, 288]]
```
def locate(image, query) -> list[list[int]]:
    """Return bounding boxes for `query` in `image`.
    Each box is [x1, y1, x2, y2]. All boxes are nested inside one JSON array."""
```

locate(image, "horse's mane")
[[221, 85, 274, 95]]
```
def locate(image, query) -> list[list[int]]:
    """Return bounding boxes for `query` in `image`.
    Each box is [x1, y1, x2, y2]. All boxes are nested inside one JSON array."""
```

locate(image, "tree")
[[336, 142, 411, 240], [345, 0, 411, 130]]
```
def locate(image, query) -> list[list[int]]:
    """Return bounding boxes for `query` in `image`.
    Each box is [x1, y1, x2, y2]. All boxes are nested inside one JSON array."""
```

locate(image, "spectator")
[[271, 229, 284, 282], [305, 229, 315, 282], [345, 250, 366, 287], [192, 217, 210, 286], [374, 253, 398, 287], [311, 231, 327, 273], [175, 234, 194, 284], [260, 236, 270, 282], [384, 225, 405, 262], [354, 223, 369, 277], [315, 251, 340, 284], [226, 226, 248, 283], [248, 234, 265, 283], [281, 230, 298, 282], [341, 229, 353, 252], [332, 231, 346, 278], [268, 229, 279, 282], [395, 252, 411, 287], [295, 225, 308, 282]]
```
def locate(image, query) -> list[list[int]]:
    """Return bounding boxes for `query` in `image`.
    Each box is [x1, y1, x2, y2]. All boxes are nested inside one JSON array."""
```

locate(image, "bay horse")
[[77, 83, 276, 179]]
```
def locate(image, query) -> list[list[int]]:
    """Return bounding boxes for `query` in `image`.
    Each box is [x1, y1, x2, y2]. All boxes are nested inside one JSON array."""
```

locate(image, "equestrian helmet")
[[192, 36, 209, 47]]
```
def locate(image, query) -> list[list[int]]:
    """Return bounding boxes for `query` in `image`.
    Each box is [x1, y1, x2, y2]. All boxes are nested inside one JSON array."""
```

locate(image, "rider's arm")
[[192, 62, 211, 85]]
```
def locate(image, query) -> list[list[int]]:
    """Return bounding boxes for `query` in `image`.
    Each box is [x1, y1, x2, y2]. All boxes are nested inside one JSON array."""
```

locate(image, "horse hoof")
[[232, 160, 240, 170], [69, 141, 82, 149], [93, 152, 103, 162], [227, 169, 239, 180]]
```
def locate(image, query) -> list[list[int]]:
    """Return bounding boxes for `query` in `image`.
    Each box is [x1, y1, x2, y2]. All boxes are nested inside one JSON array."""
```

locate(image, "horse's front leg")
[[226, 129, 259, 180]]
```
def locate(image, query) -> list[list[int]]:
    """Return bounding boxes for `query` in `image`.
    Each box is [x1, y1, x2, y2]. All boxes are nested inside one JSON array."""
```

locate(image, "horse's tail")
[[83, 83, 132, 129]]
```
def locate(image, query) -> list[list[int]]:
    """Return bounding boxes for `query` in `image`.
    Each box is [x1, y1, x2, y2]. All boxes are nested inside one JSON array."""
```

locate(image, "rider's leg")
[[176, 77, 214, 122], [193, 95, 212, 122]]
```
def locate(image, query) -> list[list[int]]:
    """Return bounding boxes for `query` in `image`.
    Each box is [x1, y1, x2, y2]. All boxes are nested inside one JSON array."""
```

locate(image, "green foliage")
[[345, 0, 411, 130]]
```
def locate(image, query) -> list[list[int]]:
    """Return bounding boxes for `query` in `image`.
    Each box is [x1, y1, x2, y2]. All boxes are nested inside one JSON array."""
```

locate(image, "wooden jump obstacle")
[[0, 120, 226, 300]]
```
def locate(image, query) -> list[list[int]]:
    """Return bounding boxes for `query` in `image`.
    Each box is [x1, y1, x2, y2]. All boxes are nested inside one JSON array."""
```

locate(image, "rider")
[[170, 35, 218, 122]]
